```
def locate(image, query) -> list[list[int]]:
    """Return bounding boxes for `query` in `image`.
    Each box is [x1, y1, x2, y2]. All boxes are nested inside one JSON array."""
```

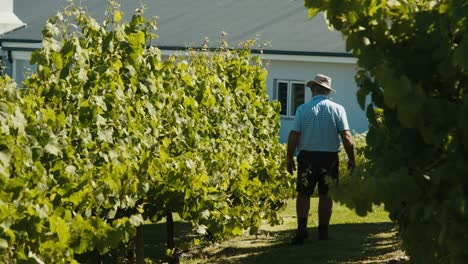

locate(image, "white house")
[[0, 0, 367, 142]]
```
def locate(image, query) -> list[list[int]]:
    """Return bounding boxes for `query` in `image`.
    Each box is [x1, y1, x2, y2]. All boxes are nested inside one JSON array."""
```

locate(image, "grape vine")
[[305, 0, 468, 262], [0, 1, 293, 262]]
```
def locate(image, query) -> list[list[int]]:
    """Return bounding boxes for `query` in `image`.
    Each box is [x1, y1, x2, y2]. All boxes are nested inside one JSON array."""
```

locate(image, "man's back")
[[293, 94, 349, 152]]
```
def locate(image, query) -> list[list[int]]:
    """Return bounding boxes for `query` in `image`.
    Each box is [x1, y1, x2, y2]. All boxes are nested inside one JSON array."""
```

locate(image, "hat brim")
[[306, 80, 336, 93]]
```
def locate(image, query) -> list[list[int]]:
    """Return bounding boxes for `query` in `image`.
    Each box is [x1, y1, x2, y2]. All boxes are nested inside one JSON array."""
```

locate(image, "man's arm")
[[339, 130, 355, 172], [286, 130, 300, 174]]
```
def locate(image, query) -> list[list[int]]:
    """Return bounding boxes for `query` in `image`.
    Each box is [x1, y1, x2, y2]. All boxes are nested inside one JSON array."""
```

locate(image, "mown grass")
[[142, 199, 407, 264]]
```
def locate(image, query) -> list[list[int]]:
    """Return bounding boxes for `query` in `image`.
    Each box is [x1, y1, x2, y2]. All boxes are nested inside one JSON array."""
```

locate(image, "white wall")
[[264, 58, 368, 143]]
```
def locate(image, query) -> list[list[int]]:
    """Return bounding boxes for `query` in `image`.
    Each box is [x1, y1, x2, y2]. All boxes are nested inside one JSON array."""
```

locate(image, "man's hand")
[[286, 130, 300, 175], [340, 130, 355, 176], [287, 158, 296, 175]]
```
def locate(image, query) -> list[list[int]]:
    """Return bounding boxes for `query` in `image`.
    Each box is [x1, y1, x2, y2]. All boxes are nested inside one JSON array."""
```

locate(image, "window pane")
[[277, 82, 288, 115], [291, 83, 305, 115], [0, 58, 13, 78], [15, 59, 36, 86]]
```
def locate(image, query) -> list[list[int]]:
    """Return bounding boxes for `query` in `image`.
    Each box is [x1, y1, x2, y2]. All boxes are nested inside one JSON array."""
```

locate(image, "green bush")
[[306, 0, 468, 262], [0, 1, 293, 262], [332, 132, 379, 217]]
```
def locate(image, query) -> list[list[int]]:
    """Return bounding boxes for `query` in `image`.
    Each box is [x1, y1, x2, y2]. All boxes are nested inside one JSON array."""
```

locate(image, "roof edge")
[[0, 41, 353, 58], [0, 46, 37, 52], [157, 45, 353, 58], [0, 38, 41, 43]]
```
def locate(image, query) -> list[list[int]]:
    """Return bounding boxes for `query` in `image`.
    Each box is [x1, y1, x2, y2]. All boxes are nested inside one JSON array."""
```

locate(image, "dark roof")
[[1, 0, 348, 55]]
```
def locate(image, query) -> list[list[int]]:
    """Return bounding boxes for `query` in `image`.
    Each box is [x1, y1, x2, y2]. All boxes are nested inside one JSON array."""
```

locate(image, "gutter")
[[0, 39, 352, 57], [0, 40, 356, 64]]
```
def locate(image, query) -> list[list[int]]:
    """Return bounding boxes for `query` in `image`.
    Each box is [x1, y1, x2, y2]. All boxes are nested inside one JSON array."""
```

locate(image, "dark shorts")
[[296, 151, 339, 196]]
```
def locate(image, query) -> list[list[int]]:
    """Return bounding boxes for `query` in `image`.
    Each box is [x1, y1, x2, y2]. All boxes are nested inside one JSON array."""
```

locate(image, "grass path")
[[144, 198, 408, 263]]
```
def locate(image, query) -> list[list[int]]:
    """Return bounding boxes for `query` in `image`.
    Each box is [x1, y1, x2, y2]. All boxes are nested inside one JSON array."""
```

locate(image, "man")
[[287, 73, 355, 245]]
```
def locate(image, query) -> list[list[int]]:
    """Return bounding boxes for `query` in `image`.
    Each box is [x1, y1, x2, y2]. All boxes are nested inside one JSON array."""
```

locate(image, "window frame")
[[274, 79, 306, 118], [10, 51, 35, 86]]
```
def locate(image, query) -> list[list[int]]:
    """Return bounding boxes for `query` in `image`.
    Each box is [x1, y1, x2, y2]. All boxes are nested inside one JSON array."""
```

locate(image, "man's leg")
[[297, 192, 311, 219], [318, 193, 332, 240], [292, 192, 310, 244], [292, 151, 315, 245], [317, 153, 338, 240]]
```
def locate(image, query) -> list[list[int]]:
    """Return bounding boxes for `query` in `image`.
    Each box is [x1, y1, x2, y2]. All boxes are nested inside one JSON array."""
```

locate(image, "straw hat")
[[306, 74, 336, 93]]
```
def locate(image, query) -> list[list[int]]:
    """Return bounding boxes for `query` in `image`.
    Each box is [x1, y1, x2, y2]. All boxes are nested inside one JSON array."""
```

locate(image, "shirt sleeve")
[[292, 105, 302, 132], [336, 106, 350, 131]]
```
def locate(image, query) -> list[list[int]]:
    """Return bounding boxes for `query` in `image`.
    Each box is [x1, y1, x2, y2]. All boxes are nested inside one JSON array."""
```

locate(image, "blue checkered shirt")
[[292, 95, 350, 152]]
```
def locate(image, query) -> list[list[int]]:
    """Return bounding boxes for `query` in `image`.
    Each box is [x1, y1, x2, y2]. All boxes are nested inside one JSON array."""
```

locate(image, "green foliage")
[[333, 132, 379, 217], [306, 0, 468, 263], [0, 1, 293, 262]]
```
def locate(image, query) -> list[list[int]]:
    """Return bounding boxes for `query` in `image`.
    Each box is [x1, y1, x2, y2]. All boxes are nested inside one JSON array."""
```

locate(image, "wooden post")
[[166, 210, 175, 250], [135, 225, 144, 264]]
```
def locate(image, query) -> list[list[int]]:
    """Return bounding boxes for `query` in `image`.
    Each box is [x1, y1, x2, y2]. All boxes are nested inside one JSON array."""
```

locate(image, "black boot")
[[291, 217, 308, 245], [318, 225, 329, 240]]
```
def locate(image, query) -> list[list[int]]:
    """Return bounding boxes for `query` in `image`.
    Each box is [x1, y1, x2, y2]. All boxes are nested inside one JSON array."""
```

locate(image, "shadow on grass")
[[201, 222, 404, 264], [141, 221, 406, 264], [141, 221, 194, 262]]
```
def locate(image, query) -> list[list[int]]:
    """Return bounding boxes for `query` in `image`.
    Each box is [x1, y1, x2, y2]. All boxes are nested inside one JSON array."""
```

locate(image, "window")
[[275, 80, 305, 117], [13, 59, 36, 86]]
